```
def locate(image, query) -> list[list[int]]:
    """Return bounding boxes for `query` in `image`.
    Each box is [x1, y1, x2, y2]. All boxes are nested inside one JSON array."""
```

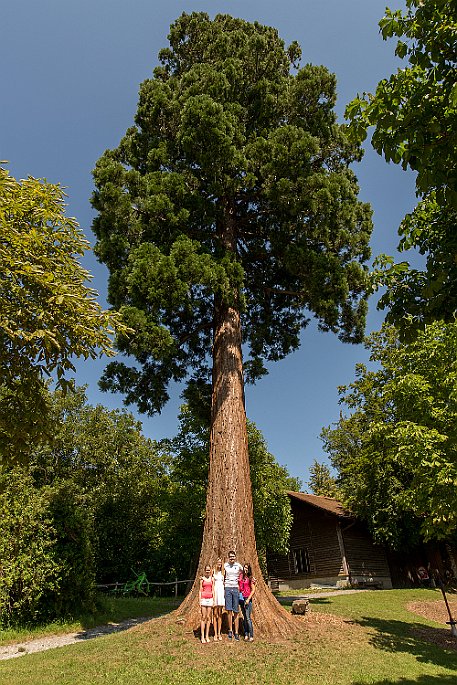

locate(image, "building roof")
[[287, 491, 352, 518]]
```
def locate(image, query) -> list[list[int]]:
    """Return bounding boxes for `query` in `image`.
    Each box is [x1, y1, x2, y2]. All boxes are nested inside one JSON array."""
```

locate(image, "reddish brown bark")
[[176, 298, 298, 637], [176, 204, 298, 637]]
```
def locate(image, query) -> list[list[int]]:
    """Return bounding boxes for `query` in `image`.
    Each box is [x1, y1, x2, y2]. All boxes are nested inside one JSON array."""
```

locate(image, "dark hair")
[[228, 550, 236, 556], [242, 563, 252, 578]]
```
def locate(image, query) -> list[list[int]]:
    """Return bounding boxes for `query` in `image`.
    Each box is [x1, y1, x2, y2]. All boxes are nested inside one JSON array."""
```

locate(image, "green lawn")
[[1, 590, 456, 685], [0, 595, 180, 646]]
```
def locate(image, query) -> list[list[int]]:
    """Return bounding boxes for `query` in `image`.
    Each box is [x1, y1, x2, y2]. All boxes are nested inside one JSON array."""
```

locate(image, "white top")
[[224, 561, 243, 588], [213, 570, 225, 606]]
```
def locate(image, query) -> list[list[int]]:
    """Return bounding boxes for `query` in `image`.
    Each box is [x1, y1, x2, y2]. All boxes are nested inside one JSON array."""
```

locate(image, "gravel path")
[[0, 615, 155, 661], [276, 588, 371, 602]]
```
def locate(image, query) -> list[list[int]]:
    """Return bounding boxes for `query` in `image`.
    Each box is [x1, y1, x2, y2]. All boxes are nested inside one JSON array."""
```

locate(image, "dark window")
[[292, 548, 310, 574]]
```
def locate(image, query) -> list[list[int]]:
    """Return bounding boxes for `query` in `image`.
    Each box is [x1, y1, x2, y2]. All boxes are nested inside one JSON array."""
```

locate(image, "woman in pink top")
[[200, 564, 214, 643], [239, 563, 256, 641]]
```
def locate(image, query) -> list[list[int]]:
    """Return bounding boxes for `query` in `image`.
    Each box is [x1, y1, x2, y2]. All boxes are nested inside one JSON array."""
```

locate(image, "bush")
[[0, 469, 95, 625], [44, 481, 96, 617]]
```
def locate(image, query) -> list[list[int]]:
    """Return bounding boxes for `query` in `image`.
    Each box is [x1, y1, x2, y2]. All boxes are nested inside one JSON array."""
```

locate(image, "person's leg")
[[216, 607, 222, 639], [200, 606, 206, 642], [205, 607, 211, 642], [233, 590, 240, 639], [234, 610, 240, 638], [225, 588, 232, 637], [240, 599, 248, 638], [226, 587, 236, 638], [245, 600, 253, 639], [205, 607, 212, 641], [212, 607, 217, 639], [227, 610, 233, 637], [218, 608, 223, 639]]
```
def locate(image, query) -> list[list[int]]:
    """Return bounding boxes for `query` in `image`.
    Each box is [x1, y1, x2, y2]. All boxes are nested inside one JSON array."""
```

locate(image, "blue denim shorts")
[[224, 586, 240, 612]]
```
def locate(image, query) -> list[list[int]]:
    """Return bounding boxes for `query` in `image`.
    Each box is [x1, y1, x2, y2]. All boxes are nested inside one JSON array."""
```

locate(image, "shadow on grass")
[[354, 615, 457, 671], [352, 676, 457, 685], [76, 596, 180, 631], [277, 597, 333, 608], [67, 615, 157, 642]]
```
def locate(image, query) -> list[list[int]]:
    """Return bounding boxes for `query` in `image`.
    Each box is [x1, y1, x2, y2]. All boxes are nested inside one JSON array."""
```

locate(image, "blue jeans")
[[240, 598, 253, 638], [224, 586, 240, 613]]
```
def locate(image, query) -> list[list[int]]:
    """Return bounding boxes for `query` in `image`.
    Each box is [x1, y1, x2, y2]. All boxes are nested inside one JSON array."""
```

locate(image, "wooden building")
[[267, 492, 392, 590]]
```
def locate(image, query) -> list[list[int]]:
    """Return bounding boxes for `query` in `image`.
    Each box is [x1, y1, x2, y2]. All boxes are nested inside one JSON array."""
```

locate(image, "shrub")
[[0, 469, 95, 625]]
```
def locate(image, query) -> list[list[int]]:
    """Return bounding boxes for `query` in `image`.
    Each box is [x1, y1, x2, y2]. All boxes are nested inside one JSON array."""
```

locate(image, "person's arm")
[[247, 577, 256, 603]]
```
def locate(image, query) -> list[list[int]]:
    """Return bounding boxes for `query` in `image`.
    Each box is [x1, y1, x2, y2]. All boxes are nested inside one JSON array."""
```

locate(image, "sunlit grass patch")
[[0, 595, 180, 646], [1, 590, 457, 685]]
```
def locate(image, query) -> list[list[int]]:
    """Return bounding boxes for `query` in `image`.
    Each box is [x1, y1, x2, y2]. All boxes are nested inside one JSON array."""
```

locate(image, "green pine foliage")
[[92, 12, 372, 414]]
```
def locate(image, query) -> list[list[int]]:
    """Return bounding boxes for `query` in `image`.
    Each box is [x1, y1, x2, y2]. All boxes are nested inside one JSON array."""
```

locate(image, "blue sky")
[[1, 0, 415, 486]]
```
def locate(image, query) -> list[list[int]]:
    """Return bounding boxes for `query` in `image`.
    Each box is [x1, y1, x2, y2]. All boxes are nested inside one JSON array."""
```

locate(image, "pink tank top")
[[239, 575, 252, 599], [201, 577, 213, 599]]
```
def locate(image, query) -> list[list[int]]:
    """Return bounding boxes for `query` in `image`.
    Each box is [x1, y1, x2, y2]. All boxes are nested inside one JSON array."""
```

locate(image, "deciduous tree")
[[92, 13, 372, 634], [0, 468, 95, 625], [322, 323, 457, 547], [32, 387, 167, 583], [0, 167, 124, 463], [307, 459, 339, 498], [346, 0, 457, 334]]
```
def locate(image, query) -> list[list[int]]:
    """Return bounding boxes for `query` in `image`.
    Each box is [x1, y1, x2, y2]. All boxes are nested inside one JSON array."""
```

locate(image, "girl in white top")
[[212, 558, 225, 641]]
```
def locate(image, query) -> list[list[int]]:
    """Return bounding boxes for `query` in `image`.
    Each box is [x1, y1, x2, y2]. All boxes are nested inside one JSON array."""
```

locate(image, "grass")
[[0, 595, 180, 646], [1, 589, 457, 684]]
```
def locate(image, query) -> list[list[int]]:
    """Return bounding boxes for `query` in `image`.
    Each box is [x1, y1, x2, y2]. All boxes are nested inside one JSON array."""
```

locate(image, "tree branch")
[[264, 287, 306, 298], [178, 320, 213, 347]]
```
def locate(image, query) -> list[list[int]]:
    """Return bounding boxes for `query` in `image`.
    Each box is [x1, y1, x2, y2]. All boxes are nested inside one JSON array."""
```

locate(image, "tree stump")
[[291, 598, 309, 615]]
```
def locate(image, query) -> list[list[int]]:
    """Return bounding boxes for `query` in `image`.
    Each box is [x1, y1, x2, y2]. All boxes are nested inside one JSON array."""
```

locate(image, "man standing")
[[224, 550, 243, 640]]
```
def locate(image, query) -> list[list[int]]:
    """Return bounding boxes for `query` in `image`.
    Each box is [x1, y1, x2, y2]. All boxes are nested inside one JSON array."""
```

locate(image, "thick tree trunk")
[[176, 299, 297, 637]]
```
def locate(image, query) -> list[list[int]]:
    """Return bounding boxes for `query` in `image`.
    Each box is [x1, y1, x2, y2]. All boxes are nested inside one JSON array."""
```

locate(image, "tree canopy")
[[0, 167, 124, 462], [31, 387, 168, 583], [322, 322, 457, 548], [307, 459, 339, 498], [92, 12, 373, 413], [346, 0, 457, 333]]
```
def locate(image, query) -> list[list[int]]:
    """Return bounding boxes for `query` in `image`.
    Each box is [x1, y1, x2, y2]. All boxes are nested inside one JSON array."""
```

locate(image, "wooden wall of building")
[[267, 499, 392, 587], [268, 500, 345, 582], [342, 524, 391, 579]]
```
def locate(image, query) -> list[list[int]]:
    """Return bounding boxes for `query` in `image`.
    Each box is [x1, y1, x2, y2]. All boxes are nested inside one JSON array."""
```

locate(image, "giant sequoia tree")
[[92, 13, 372, 635]]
